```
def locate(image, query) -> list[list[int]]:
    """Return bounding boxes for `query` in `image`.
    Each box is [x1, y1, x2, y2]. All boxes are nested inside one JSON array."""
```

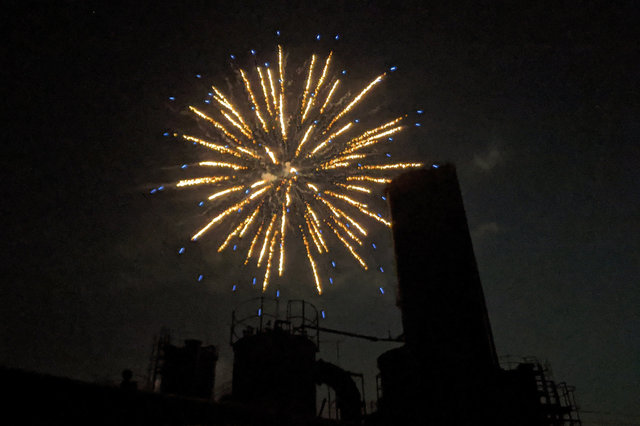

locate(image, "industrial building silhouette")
[[2, 164, 581, 425]]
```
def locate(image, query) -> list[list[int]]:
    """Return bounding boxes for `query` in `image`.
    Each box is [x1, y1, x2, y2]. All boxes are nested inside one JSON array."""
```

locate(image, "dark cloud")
[[472, 221, 501, 240], [473, 146, 503, 172]]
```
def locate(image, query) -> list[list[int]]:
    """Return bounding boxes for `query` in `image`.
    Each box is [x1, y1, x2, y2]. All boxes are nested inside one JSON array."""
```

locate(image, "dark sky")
[[3, 1, 639, 424]]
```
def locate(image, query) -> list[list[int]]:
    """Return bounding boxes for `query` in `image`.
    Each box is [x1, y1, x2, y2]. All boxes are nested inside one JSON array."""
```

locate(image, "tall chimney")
[[387, 164, 498, 373]]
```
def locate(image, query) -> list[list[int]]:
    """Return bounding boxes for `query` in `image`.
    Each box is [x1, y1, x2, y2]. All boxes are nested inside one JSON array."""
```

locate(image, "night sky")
[[3, 1, 639, 424]]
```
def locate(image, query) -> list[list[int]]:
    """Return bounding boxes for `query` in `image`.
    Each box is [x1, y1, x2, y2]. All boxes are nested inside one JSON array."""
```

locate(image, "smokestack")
[[387, 164, 498, 372]]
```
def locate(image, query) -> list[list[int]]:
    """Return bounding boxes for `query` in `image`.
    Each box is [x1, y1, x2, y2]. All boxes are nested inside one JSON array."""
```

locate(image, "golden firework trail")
[[172, 45, 422, 293]]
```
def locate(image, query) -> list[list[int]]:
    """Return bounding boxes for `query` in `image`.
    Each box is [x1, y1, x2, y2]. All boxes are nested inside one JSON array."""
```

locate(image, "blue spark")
[[372, 243, 377, 249], [329, 277, 334, 284], [232, 285, 237, 291], [178, 247, 185, 254], [252, 277, 256, 285], [199, 201, 204, 206], [158, 186, 164, 191], [341, 70, 347, 75], [181, 164, 188, 169], [168, 96, 175, 101], [381, 195, 387, 200], [331, 261, 336, 268], [276, 290, 280, 298], [389, 66, 397, 72], [150, 188, 157, 194], [335, 34, 340, 40], [379, 287, 385, 294], [316, 34, 321, 40], [432, 164, 439, 169], [204, 99, 211, 104], [197, 274, 204, 282], [417, 109, 424, 114], [379, 266, 384, 273], [233, 244, 237, 251], [163, 132, 169, 137], [196, 74, 202, 78], [230, 54, 236, 60], [321, 310, 326, 319], [258, 308, 262, 316], [250, 49, 256, 55], [276, 30, 280, 36], [415, 123, 421, 127], [264, 62, 269, 67]]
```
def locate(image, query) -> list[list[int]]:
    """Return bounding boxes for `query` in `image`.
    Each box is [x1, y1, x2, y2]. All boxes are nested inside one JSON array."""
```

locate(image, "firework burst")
[[173, 45, 422, 294]]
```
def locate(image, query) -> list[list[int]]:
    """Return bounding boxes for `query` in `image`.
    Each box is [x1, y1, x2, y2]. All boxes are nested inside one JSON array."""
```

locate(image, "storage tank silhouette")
[[156, 338, 218, 399], [230, 299, 363, 421], [232, 325, 317, 417]]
